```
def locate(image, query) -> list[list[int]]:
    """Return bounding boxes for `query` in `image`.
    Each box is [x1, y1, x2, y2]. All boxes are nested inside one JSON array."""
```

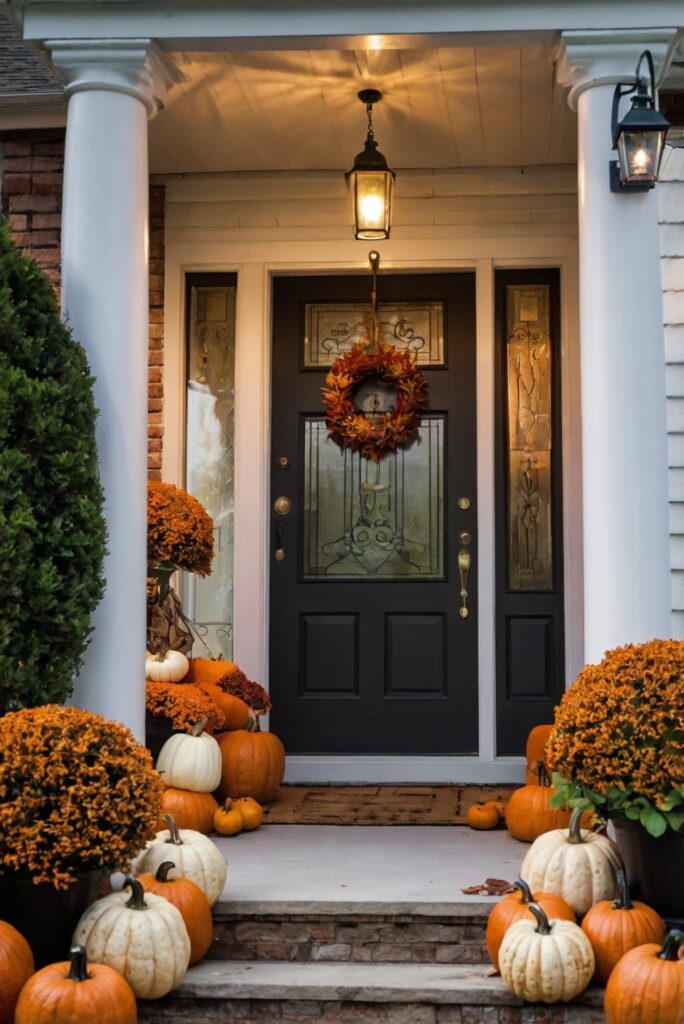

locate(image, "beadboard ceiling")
[[149, 44, 577, 173]]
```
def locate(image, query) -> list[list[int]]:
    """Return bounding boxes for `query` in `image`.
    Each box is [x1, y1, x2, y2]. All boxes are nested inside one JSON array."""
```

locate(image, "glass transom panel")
[[303, 416, 445, 580], [304, 302, 444, 367]]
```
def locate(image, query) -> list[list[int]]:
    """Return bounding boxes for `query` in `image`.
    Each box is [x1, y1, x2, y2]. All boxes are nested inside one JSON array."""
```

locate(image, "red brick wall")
[[0, 128, 164, 479]]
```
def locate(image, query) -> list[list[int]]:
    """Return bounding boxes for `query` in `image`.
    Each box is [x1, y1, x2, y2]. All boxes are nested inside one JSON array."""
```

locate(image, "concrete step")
[[209, 902, 489, 964], [137, 960, 606, 1023]]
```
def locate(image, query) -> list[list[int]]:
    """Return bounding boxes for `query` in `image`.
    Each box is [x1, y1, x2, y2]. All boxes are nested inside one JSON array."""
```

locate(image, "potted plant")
[[0, 220, 106, 715], [548, 639, 683, 918], [0, 704, 163, 966], [145, 680, 223, 758], [146, 480, 215, 656]]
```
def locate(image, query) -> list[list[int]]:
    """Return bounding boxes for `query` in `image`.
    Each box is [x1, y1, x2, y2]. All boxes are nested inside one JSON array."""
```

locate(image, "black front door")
[[269, 272, 478, 754]]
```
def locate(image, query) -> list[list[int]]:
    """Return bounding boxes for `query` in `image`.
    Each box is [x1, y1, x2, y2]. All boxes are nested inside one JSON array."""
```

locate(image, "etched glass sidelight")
[[505, 284, 553, 591], [183, 283, 236, 656], [303, 416, 444, 580]]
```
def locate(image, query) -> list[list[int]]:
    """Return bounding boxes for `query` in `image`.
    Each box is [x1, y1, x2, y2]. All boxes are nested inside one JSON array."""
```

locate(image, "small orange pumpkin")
[[486, 800, 507, 818], [137, 860, 213, 965], [199, 683, 251, 731], [231, 797, 264, 831], [581, 867, 666, 984], [0, 921, 34, 1024], [214, 803, 244, 836], [526, 724, 554, 766], [15, 944, 137, 1024], [504, 763, 574, 843], [219, 719, 285, 803], [604, 929, 684, 1024], [184, 658, 239, 685], [486, 878, 576, 971], [467, 802, 500, 830], [160, 787, 219, 834]]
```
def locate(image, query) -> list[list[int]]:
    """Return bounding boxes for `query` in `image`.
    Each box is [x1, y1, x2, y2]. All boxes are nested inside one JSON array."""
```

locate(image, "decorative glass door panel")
[[303, 416, 444, 580], [270, 273, 477, 755]]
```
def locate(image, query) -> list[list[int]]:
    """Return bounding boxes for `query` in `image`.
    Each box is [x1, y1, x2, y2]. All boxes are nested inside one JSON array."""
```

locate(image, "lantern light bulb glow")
[[359, 193, 385, 226]]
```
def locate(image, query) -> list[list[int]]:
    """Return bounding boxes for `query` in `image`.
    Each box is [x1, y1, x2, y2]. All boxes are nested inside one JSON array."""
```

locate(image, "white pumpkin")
[[520, 808, 622, 917], [131, 813, 227, 907], [72, 876, 190, 999], [145, 649, 189, 683], [499, 902, 595, 1003], [156, 720, 222, 792]]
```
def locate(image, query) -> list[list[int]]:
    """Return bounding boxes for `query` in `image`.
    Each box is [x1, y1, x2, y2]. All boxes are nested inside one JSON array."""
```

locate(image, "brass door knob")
[[273, 496, 292, 515]]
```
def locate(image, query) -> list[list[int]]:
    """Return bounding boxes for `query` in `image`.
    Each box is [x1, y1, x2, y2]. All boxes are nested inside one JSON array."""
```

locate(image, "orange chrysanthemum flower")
[[0, 705, 163, 889], [145, 681, 223, 732], [215, 669, 272, 714], [147, 480, 214, 576], [548, 639, 683, 833]]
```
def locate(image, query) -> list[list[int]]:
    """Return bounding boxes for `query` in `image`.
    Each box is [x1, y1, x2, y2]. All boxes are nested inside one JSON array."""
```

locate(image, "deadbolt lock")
[[458, 497, 471, 510], [278, 456, 290, 469], [273, 496, 292, 515], [459, 530, 472, 545]]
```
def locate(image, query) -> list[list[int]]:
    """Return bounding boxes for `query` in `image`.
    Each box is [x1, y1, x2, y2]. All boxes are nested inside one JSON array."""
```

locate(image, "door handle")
[[275, 520, 285, 562], [458, 548, 471, 618]]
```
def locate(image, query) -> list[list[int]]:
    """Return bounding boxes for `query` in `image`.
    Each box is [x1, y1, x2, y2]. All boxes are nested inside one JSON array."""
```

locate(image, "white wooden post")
[[47, 40, 181, 737], [557, 30, 678, 665]]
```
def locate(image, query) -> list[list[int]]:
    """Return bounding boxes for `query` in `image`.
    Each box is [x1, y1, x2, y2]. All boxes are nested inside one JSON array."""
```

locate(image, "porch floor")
[[214, 824, 524, 913]]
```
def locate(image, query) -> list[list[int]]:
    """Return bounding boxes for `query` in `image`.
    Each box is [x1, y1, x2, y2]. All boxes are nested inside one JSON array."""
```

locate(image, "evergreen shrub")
[[0, 219, 106, 712]]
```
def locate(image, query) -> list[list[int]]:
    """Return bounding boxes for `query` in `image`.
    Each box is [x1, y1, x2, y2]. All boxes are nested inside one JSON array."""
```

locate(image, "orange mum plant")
[[548, 639, 683, 837], [145, 681, 224, 732], [147, 481, 214, 576], [0, 705, 164, 889]]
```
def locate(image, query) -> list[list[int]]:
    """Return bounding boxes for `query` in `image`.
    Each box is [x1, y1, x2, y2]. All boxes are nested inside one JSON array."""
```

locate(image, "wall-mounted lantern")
[[610, 50, 670, 192]]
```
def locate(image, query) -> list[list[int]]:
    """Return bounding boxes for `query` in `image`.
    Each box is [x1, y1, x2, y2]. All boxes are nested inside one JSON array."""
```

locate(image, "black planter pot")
[[0, 869, 104, 968], [613, 818, 684, 925], [145, 710, 177, 761]]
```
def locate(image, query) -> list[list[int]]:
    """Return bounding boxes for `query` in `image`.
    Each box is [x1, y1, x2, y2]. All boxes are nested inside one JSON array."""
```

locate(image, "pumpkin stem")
[[611, 866, 633, 911], [513, 879, 534, 905], [124, 875, 148, 911], [528, 902, 553, 935], [155, 861, 176, 883], [190, 718, 208, 737], [67, 945, 90, 982], [568, 807, 585, 844], [657, 930, 684, 961], [535, 761, 550, 787], [246, 711, 260, 733], [164, 813, 184, 845]]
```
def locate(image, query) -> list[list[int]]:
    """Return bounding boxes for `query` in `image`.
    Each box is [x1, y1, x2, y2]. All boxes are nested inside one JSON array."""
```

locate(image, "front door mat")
[[263, 785, 517, 826]]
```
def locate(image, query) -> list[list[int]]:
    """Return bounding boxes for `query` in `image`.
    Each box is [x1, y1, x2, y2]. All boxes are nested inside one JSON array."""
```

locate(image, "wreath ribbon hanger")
[[321, 251, 428, 461]]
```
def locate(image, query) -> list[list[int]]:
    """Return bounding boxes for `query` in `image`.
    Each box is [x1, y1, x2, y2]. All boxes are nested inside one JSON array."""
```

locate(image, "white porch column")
[[47, 40, 181, 737], [557, 30, 679, 664]]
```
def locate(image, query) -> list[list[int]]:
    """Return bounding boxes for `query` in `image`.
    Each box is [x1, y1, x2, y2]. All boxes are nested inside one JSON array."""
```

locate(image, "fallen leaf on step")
[[461, 878, 514, 896]]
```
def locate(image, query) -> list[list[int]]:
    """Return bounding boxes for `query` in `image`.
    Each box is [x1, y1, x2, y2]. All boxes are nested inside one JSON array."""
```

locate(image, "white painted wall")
[[161, 165, 582, 782], [660, 146, 684, 638]]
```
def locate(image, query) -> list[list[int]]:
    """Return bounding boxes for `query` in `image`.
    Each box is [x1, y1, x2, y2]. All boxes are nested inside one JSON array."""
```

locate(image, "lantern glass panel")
[[617, 129, 666, 185], [350, 169, 394, 239]]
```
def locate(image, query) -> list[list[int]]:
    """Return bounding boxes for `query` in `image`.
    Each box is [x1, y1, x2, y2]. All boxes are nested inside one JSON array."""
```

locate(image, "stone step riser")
[[209, 914, 489, 965], [138, 998, 605, 1023]]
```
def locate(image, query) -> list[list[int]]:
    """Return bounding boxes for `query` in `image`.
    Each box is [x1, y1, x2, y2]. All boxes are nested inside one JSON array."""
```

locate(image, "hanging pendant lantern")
[[346, 89, 396, 239]]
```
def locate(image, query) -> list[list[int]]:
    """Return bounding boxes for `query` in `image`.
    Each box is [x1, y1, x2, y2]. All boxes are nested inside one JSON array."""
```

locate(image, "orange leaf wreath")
[[321, 343, 428, 461]]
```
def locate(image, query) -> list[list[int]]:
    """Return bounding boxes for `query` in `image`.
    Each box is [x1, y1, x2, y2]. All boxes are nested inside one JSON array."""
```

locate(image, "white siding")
[[659, 146, 684, 637]]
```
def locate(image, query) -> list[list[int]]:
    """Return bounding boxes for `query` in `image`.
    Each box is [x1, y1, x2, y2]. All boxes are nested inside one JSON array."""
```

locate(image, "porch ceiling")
[[149, 44, 577, 174]]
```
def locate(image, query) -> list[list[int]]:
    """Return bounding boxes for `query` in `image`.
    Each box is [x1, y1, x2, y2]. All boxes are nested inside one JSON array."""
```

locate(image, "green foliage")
[[551, 772, 684, 838], [0, 219, 106, 711]]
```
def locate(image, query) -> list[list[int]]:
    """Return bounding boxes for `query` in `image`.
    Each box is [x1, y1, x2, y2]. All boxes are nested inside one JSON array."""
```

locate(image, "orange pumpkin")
[[219, 721, 285, 803], [231, 797, 264, 831], [15, 944, 137, 1024], [486, 800, 507, 818], [504, 764, 574, 843], [184, 658, 239, 685], [198, 683, 251, 731], [604, 929, 684, 1024], [526, 724, 554, 766], [467, 802, 500, 830], [160, 787, 219, 833], [0, 921, 34, 1024], [214, 803, 245, 836], [486, 878, 576, 971], [582, 867, 666, 984], [137, 860, 213, 965]]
